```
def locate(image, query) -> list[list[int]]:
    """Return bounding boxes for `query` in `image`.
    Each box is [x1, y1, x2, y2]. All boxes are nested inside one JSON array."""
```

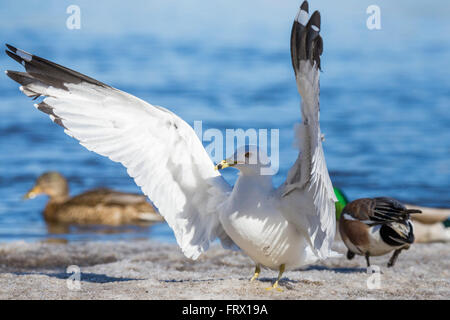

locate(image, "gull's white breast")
[[219, 189, 317, 270]]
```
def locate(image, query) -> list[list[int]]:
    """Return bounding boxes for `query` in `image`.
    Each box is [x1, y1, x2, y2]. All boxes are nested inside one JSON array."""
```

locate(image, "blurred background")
[[0, 0, 448, 243]]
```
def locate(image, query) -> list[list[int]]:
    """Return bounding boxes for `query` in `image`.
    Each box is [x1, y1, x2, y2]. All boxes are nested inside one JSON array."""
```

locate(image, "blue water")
[[0, 0, 449, 243]]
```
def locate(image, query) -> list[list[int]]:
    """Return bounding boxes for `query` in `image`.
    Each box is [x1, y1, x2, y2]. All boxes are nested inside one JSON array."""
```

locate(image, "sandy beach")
[[0, 240, 448, 300]]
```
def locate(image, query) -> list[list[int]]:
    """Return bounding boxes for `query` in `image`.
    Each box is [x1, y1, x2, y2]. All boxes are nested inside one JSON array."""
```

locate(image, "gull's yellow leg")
[[266, 264, 285, 292], [250, 264, 261, 282]]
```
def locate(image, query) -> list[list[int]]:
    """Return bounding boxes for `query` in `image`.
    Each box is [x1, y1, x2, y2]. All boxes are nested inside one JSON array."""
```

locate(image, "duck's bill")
[[23, 186, 41, 200]]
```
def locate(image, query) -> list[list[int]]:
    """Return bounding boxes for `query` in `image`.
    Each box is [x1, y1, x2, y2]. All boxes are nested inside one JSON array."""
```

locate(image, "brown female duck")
[[24, 172, 163, 225]]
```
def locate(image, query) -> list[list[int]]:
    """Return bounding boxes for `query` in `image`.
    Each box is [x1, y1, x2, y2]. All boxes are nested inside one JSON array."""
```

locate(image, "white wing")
[[5, 44, 237, 259], [277, 3, 337, 259]]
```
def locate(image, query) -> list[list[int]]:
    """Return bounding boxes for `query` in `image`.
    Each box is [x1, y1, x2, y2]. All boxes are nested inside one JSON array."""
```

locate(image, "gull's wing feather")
[[278, 2, 337, 259], [5, 44, 236, 259]]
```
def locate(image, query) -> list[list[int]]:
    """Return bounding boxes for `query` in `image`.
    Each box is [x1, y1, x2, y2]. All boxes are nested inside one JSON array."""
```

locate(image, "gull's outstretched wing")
[[277, 2, 337, 259], [5, 44, 236, 259]]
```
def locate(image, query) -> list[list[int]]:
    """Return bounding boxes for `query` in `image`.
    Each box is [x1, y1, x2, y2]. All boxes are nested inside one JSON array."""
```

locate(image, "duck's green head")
[[334, 187, 349, 220]]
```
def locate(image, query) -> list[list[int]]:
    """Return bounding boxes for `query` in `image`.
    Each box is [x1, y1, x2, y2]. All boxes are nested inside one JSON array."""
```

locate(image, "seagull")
[[5, 1, 336, 290], [339, 197, 422, 268]]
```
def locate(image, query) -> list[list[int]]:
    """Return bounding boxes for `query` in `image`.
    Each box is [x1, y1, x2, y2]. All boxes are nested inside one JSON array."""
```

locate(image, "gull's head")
[[215, 145, 270, 175]]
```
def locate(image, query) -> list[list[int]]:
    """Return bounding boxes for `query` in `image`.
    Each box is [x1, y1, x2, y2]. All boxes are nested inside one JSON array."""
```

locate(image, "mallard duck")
[[24, 172, 163, 225], [339, 197, 421, 267]]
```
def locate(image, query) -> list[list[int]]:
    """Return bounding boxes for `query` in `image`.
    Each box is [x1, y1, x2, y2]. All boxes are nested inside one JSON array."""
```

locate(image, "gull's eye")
[[245, 152, 251, 158]]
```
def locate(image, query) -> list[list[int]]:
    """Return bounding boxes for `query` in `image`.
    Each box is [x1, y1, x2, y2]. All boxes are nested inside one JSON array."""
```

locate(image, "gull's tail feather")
[[290, 2, 323, 73]]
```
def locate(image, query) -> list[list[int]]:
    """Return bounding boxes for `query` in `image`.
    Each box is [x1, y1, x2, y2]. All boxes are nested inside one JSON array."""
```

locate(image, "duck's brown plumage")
[[339, 197, 421, 267], [343, 197, 421, 223], [339, 219, 370, 249], [25, 172, 163, 225]]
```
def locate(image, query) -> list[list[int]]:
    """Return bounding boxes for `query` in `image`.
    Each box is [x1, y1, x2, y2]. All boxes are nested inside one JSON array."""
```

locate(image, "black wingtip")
[[5, 49, 22, 65], [300, 1, 309, 12], [4, 70, 34, 87], [4, 69, 14, 81], [406, 209, 422, 214], [5, 44, 16, 52], [291, 3, 323, 73], [309, 10, 321, 30]]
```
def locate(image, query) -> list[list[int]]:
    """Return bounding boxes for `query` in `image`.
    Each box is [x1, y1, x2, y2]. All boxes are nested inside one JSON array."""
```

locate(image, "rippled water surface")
[[0, 0, 449, 242]]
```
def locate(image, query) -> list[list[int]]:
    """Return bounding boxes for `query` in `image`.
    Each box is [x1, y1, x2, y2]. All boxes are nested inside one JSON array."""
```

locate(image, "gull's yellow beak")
[[23, 185, 41, 200], [215, 159, 235, 171]]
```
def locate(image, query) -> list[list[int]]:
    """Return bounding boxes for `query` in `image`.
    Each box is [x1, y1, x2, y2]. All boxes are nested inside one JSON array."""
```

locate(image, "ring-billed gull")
[[5, 1, 336, 290]]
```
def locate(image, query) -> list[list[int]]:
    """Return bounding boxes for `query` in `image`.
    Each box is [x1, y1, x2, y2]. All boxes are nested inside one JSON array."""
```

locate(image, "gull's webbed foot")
[[265, 264, 285, 292], [265, 280, 284, 292]]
